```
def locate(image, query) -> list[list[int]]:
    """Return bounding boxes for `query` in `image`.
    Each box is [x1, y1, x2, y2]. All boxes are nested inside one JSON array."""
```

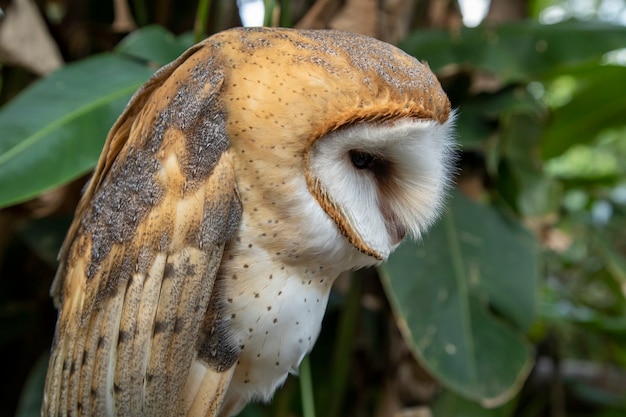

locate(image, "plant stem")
[[194, 0, 212, 43], [299, 355, 316, 417], [263, 0, 275, 26], [328, 272, 361, 417], [132, 0, 148, 27], [280, 0, 291, 27]]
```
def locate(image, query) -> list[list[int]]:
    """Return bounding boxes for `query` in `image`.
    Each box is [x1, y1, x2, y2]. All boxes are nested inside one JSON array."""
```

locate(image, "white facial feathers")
[[308, 116, 456, 259]]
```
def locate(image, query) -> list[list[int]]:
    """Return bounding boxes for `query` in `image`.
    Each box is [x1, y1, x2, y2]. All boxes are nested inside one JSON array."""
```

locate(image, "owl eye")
[[349, 150, 375, 170]]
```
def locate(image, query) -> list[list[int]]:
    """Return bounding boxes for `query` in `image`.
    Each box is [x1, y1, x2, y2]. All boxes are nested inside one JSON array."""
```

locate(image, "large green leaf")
[[379, 192, 538, 406], [0, 54, 154, 208], [0, 25, 194, 209], [401, 20, 626, 82]]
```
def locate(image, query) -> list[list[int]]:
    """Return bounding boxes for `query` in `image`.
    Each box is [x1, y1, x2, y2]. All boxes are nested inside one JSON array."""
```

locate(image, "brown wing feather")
[[43, 40, 242, 417], [49, 41, 206, 304]]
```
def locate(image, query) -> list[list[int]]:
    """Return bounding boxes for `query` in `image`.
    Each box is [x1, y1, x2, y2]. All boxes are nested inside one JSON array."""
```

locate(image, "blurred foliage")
[[1, 1, 626, 417]]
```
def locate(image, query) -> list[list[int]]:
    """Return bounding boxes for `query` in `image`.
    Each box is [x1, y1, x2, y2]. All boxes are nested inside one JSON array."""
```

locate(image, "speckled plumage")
[[43, 27, 454, 417]]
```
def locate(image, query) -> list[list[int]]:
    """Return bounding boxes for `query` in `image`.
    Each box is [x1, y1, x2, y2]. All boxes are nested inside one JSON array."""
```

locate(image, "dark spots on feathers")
[[137, 247, 156, 274], [153, 321, 167, 335], [173, 318, 185, 334], [82, 135, 164, 282], [118, 330, 131, 345], [181, 63, 228, 185], [198, 187, 242, 248]]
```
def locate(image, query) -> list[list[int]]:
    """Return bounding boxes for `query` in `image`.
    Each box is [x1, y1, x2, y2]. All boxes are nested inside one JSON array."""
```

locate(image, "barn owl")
[[42, 27, 454, 417]]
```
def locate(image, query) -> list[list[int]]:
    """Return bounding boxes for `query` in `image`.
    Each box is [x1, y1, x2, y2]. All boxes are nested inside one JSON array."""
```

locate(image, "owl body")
[[43, 27, 454, 416]]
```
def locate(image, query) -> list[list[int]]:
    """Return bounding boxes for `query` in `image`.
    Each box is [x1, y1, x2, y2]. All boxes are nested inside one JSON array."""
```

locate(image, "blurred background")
[[0, 0, 626, 416]]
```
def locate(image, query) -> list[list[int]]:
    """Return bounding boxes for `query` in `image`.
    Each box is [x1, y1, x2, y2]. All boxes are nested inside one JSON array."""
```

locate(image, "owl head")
[[102, 27, 455, 271]]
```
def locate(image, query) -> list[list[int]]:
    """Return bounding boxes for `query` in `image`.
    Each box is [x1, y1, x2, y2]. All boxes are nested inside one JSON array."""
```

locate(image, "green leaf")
[[115, 25, 194, 66], [541, 65, 626, 159], [379, 192, 538, 406], [0, 53, 155, 208], [401, 20, 626, 82]]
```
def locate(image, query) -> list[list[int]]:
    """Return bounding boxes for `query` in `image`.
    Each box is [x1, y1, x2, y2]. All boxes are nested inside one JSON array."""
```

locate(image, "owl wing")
[[43, 41, 242, 417]]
